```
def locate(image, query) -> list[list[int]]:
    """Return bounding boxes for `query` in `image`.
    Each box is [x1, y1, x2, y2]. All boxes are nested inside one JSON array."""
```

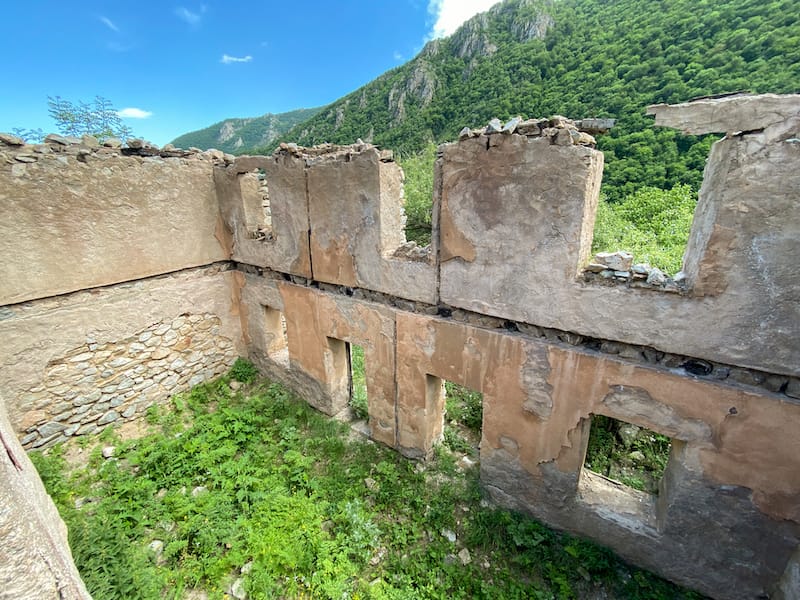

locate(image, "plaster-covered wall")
[[1, 94, 798, 600]]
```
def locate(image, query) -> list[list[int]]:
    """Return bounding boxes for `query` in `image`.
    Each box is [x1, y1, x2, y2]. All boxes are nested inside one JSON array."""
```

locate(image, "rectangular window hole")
[[262, 305, 288, 366], [442, 380, 483, 458], [347, 343, 369, 421], [583, 414, 671, 496], [241, 169, 273, 240]]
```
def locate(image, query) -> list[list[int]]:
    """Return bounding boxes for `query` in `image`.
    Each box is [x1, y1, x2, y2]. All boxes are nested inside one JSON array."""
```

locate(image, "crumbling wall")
[[226, 94, 799, 599], [1, 93, 799, 600], [0, 139, 245, 447]]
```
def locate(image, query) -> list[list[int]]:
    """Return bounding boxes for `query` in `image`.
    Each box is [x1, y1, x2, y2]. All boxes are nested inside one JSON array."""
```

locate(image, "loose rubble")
[[0, 132, 236, 168], [583, 251, 686, 293]]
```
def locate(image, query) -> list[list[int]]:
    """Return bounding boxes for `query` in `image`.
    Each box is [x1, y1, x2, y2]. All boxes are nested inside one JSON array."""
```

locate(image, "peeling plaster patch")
[[600, 385, 712, 443]]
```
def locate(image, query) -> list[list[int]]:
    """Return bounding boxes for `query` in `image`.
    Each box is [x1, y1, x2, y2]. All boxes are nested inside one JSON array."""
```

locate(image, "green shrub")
[[229, 357, 259, 384]]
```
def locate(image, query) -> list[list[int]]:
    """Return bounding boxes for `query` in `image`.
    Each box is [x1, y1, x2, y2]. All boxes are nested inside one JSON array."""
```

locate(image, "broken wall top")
[[0, 137, 232, 305]]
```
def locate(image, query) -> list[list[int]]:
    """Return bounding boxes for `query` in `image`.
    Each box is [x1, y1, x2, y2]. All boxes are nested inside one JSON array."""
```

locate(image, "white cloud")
[[99, 16, 119, 32], [427, 0, 500, 39], [393, 51, 404, 61], [175, 5, 204, 25], [118, 108, 153, 119], [221, 54, 253, 64]]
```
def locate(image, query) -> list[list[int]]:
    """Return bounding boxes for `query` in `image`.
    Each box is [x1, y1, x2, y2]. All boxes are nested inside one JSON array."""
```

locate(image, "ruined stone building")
[[0, 94, 798, 599]]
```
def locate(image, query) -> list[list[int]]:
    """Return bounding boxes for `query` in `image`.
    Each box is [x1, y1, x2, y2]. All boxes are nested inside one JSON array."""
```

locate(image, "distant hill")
[[170, 107, 321, 154], [264, 0, 799, 199]]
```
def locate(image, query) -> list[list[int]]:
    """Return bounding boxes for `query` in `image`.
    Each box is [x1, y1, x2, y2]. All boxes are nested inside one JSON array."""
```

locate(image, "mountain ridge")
[[169, 107, 321, 154]]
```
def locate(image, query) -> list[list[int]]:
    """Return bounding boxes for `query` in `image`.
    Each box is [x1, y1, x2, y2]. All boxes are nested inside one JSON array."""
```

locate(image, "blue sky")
[[1, 1, 499, 145]]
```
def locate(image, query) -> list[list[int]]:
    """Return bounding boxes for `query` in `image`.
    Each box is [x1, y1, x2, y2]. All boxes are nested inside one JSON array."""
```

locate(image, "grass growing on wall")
[[31, 361, 704, 600]]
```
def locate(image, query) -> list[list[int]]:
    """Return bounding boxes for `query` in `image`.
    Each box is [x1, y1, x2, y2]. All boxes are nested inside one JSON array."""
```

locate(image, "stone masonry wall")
[[0, 265, 244, 446], [16, 311, 234, 449], [1, 94, 798, 600]]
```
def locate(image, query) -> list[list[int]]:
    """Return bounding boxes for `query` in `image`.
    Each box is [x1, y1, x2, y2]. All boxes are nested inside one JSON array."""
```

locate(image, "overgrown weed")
[[31, 361, 703, 599]]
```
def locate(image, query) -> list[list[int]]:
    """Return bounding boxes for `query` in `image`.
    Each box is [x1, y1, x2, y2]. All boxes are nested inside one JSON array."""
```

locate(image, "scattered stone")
[[441, 528, 457, 543], [458, 455, 475, 470], [502, 116, 522, 134], [786, 378, 800, 399], [241, 561, 254, 575], [148, 539, 164, 556], [458, 126, 473, 140], [14, 154, 37, 163], [618, 423, 641, 447], [486, 118, 503, 133], [369, 547, 386, 566], [44, 133, 70, 145], [646, 267, 667, 285], [81, 135, 100, 148], [516, 118, 541, 136], [673, 271, 687, 283], [126, 138, 145, 149], [229, 380, 242, 391], [103, 137, 123, 148], [458, 548, 472, 565], [0, 132, 24, 145], [191, 485, 208, 497], [594, 251, 633, 271], [364, 477, 379, 492], [101, 446, 115, 458], [553, 128, 573, 145], [230, 578, 247, 600], [584, 262, 607, 274], [629, 450, 646, 462]]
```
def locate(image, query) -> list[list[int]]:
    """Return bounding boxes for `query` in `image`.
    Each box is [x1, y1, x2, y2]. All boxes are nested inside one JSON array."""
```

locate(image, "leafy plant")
[[229, 357, 259, 384], [32, 372, 702, 599], [47, 95, 134, 141]]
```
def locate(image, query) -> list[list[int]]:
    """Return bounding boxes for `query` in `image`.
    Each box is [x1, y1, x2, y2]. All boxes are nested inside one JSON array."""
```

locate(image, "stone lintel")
[[647, 93, 800, 134]]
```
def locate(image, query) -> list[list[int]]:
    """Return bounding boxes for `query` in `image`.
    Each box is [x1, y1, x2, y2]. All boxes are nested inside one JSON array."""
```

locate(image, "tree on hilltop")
[[46, 95, 134, 141]]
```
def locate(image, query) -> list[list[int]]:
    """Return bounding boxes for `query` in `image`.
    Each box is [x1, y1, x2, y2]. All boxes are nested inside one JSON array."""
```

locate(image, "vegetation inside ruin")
[[31, 359, 702, 600], [584, 416, 672, 494], [349, 344, 369, 420]]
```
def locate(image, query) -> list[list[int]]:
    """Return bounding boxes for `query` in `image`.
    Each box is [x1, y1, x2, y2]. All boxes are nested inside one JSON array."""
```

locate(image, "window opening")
[[583, 414, 671, 495], [262, 305, 288, 367], [241, 168, 272, 240], [442, 380, 483, 458], [346, 343, 369, 421]]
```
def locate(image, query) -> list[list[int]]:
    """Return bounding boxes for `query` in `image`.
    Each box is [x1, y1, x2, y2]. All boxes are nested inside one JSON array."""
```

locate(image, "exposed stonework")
[[0, 265, 244, 447], [16, 311, 234, 449], [1, 94, 798, 600]]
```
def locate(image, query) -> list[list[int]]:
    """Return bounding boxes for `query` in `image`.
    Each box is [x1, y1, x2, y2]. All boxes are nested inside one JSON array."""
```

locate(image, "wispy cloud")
[[99, 16, 119, 33], [393, 51, 404, 61], [220, 54, 253, 64], [118, 108, 153, 119], [175, 5, 206, 26], [427, 0, 499, 39]]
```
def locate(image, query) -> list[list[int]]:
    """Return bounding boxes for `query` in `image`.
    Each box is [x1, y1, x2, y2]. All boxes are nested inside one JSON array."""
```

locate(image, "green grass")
[[31, 361, 702, 599], [349, 344, 369, 420], [584, 415, 672, 494]]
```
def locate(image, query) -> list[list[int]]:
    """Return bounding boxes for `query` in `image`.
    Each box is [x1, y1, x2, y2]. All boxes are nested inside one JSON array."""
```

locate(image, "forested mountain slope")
[[170, 107, 320, 154], [266, 0, 799, 199]]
